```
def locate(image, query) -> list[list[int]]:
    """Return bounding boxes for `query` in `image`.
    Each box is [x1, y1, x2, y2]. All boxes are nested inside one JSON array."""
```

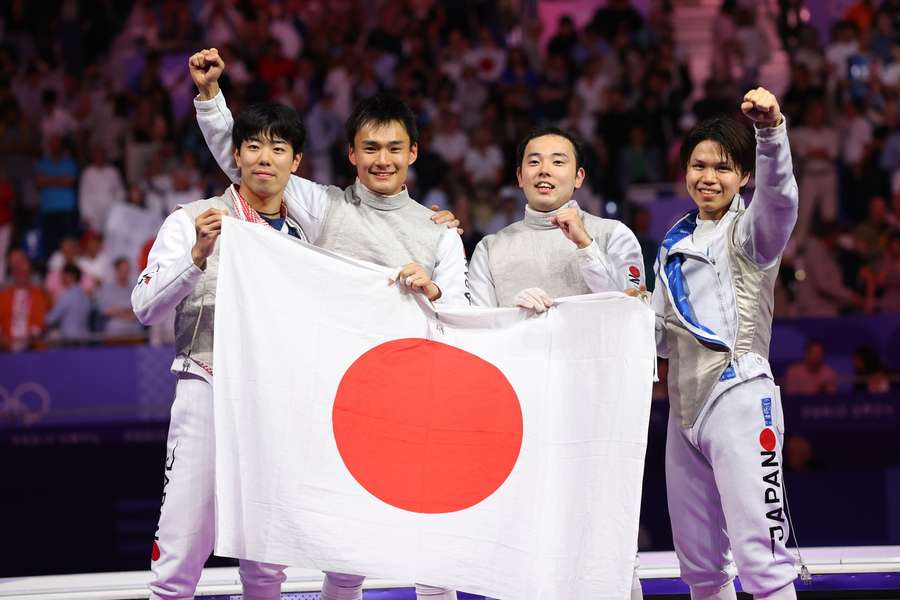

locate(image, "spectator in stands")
[[78, 232, 112, 291], [45, 263, 91, 344], [794, 222, 864, 316], [431, 110, 468, 167], [39, 90, 76, 151], [784, 340, 839, 396], [862, 230, 900, 312], [78, 146, 126, 235], [463, 127, 504, 187], [825, 21, 860, 84], [784, 435, 821, 472], [34, 135, 79, 258], [852, 345, 894, 393], [618, 125, 662, 191], [853, 195, 892, 268], [45, 236, 82, 302], [159, 166, 204, 216], [734, 7, 771, 89], [0, 248, 48, 352], [839, 98, 874, 220], [96, 257, 143, 338], [792, 99, 839, 246], [844, 0, 877, 34]]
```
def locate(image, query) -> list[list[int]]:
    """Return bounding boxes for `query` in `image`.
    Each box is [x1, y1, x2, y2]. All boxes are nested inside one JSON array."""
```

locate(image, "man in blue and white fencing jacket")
[[650, 87, 800, 600]]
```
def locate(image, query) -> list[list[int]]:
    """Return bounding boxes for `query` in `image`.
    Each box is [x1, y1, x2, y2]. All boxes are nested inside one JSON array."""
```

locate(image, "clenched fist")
[[741, 87, 782, 128], [191, 208, 228, 269], [551, 207, 593, 249], [189, 48, 225, 100]]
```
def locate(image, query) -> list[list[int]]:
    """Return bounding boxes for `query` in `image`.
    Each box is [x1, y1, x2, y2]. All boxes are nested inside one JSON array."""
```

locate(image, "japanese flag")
[[213, 219, 654, 599]]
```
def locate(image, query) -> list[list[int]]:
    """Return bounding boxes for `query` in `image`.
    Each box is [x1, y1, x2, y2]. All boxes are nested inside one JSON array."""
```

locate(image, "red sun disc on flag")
[[333, 338, 523, 514]]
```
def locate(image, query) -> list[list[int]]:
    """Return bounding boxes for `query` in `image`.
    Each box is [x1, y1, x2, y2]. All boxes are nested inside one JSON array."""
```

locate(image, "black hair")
[[113, 256, 129, 268], [516, 125, 585, 171], [679, 115, 755, 176], [232, 102, 306, 155], [63, 262, 82, 282], [345, 93, 418, 146]]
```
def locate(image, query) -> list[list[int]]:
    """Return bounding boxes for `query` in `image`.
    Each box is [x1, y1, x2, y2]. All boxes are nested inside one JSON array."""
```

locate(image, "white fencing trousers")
[[691, 581, 737, 600], [149, 373, 287, 600], [665, 376, 797, 598], [321, 573, 456, 600]]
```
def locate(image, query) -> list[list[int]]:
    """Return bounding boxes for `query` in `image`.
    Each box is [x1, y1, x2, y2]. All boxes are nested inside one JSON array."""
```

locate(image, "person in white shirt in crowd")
[[790, 100, 839, 246], [463, 127, 504, 187], [431, 110, 470, 167], [78, 145, 126, 235]]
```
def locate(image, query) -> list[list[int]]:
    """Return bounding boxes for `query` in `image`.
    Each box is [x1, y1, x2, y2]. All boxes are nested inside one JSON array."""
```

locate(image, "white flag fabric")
[[213, 218, 655, 599]]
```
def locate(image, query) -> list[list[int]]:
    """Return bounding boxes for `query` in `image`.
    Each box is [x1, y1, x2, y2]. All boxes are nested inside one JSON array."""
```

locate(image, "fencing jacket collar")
[[658, 194, 744, 352], [523, 199, 578, 230]]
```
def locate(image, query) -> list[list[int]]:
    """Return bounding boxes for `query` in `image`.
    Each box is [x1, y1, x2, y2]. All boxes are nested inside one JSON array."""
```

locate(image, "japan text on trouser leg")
[[149, 374, 286, 600], [665, 377, 797, 598]]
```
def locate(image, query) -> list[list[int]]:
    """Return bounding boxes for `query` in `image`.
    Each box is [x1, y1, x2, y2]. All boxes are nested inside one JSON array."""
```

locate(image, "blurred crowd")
[[0, 0, 899, 352]]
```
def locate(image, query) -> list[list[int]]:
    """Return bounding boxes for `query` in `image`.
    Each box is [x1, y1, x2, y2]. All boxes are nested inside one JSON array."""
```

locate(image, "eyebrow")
[[692, 158, 732, 167], [361, 140, 406, 146], [247, 136, 288, 144], [526, 152, 569, 160]]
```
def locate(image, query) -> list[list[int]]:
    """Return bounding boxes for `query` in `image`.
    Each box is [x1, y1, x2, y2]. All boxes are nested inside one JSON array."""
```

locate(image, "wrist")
[[575, 235, 593, 250], [191, 247, 207, 270], [426, 282, 442, 301], [197, 82, 220, 101], [759, 115, 783, 129]]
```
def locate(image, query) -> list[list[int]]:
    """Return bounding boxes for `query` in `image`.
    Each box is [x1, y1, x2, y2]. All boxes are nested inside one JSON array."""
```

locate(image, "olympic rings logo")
[[0, 383, 51, 426]]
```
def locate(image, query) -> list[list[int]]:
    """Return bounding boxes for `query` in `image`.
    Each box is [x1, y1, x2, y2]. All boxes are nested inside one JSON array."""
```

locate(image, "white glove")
[[514, 287, 554, 313]]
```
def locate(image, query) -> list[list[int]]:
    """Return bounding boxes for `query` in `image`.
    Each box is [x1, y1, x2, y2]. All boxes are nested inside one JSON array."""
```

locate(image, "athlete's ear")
[[348, 143, 357, 166], [740, 171, 751, 188], [408, 142, 418, 165], [574, 167, 585, 189]]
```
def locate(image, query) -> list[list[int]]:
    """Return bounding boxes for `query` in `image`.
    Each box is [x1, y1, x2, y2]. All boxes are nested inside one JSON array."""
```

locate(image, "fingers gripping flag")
[[213, 218, 655, 599]]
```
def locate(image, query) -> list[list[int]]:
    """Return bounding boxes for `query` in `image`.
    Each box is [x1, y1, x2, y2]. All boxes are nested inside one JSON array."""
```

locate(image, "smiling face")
[[685, 140, 750, 220], [348, 119, 417, 196], [517, 134, 585, 212], [233, 133, 301, 201]]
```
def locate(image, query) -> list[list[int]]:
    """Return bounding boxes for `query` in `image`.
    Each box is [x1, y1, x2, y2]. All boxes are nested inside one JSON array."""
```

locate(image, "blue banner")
[[0, 345, 176, 429]]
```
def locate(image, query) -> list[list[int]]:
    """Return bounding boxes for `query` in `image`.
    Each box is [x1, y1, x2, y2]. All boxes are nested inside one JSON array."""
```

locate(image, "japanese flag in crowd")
[[213, 218, 655, 599]]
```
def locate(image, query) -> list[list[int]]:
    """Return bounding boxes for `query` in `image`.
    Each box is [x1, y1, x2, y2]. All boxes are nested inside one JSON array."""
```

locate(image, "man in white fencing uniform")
[[191, 48, 466, 600], [468, 125, 644, 309], [467, 125, 646, 600], [651, 88, 800, 600], [132, 102, 306, 599]]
